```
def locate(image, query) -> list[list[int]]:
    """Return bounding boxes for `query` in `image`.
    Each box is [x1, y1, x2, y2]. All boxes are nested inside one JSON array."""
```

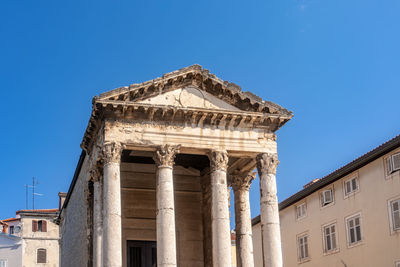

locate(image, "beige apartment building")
[[253, 134, 400, 267], [0, 208, 60, 267]]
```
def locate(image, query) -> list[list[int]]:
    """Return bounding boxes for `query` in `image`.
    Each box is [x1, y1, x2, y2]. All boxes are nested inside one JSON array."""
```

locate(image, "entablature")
[[102, 119, 277, 156]]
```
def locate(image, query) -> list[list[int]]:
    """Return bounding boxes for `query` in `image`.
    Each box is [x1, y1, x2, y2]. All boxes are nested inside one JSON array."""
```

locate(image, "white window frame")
[[345, 212, 363, 247], [0, 259, 7, 267], [320, 187, 334, 208], [388, 196, 400, 234], [385, 152, 400, 177], [322, 222, 339, 254], [343, 176, 359, 198], [297, 232, 310, 262], [395, 260, 400, 267], [295, 202, 307, 220]]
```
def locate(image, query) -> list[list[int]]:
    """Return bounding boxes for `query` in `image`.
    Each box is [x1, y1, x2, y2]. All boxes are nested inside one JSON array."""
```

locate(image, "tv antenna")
[[24, 177, 44, 210]]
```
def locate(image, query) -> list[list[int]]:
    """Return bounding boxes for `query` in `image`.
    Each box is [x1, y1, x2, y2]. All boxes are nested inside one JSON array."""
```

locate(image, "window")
[[396, 261, 400, 267], [9, 226, 14, 235], [297, 234, 309, 261], [296, 203, 307, 219], [344, 177, 359, 196], [0, 259, 7, 267], [32, 220, 47, 232], [386, 152, 400, 176], [390, 199, 400, 231], [346, 214, 362, 245], [323, 223, 338, 253], [321, 189, 334, 207], [37, 249, 46, 263]]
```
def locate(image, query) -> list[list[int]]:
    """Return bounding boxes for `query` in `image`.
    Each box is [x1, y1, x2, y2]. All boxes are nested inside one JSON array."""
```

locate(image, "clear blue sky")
[[1, 0, 399, 222]]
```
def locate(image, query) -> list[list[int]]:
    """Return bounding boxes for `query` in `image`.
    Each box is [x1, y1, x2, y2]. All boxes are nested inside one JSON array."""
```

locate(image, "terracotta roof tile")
[[2, 217, 20, 222], [16, 208, 58, 214]]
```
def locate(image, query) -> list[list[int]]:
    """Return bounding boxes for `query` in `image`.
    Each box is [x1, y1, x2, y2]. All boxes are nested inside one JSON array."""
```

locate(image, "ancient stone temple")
[[58, 65, 292, 267]]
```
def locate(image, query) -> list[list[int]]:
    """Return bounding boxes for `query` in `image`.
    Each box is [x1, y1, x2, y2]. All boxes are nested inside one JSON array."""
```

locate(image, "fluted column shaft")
[[153, 145, 180, 267], [256, 153, 282, 267], [231, 172, 255, 267], [208, 150, 232, 267], [102, 142, 124, 267]]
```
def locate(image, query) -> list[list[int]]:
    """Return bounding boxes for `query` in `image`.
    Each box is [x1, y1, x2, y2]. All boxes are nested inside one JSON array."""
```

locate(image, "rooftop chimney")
[[58, 192, 67, 210]]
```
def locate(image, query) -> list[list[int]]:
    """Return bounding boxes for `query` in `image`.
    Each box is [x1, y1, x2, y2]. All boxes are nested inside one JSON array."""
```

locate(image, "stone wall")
[[60, 156, 90, 267]]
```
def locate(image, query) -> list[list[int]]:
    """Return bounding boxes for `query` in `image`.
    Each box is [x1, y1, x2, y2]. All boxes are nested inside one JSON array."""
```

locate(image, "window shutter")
[[386, 157, 393, 175], [345, 181, 351, 195], [392, 153, 400, 171], [37, 249, 46, 263], [32, 220, 38, 232], [42, 220, 47, 232]]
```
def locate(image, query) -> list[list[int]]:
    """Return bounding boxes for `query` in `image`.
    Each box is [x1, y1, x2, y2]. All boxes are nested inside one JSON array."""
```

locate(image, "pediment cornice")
[[81, 65, 293, 154], [97, 65, 292, 116]]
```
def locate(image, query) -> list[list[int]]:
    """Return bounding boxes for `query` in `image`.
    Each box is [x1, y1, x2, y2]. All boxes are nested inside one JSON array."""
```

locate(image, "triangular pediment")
[[81, 65, 294, 153], [137, 86, 241, 111], [97, 65, 292, 116]]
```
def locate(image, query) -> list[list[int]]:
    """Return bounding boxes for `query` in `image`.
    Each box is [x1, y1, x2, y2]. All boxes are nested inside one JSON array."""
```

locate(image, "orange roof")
[[16, 208, 58, 214], [2, 217, 20, 222]]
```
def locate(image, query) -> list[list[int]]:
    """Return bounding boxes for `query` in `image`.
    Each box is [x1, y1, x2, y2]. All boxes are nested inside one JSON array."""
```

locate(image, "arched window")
[[37, 248, 46, 263]]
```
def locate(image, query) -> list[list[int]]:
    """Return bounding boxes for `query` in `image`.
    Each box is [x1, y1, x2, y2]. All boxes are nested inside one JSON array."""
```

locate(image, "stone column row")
[[231, 152, 282, 267], [90, 143, 282, 267]]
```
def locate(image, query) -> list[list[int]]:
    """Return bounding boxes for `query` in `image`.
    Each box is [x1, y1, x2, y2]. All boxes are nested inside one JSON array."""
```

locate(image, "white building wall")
[[0, 234, 22, 267]]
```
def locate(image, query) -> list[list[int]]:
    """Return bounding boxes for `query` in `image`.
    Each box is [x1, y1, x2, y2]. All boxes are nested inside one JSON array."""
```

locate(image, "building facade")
[[0, 209, 60, 267], [253, 135, 400, 267], [0, 233, 22, 267], [58, 65, 293, 267]]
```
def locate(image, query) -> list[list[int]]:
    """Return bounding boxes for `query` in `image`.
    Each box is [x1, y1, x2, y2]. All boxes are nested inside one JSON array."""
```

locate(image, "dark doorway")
[[127, 241, 157, 267]]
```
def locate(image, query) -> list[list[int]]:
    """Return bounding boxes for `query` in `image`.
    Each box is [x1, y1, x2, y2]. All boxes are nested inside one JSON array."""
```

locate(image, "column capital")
[[208, 150, 229, 172], [256, 153, 279, 175], [153, 144, 181, 168], [101, 142, 125, 165], [230, 171, 256, 192]]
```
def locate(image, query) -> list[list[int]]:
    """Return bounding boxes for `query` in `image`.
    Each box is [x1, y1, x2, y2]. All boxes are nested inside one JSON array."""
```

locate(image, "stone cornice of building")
[[81, 65, 293, 154], [251, 133, 400, 226]]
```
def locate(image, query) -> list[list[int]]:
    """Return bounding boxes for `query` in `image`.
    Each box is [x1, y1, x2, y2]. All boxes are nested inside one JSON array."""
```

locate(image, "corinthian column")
[[256, 153, 282, 267], [231, 172, 256, 267], [153, 144, 180, 267], [102, 142, 124, 267], [90, 166, 103, 267], [208, 150, 232, 267]]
